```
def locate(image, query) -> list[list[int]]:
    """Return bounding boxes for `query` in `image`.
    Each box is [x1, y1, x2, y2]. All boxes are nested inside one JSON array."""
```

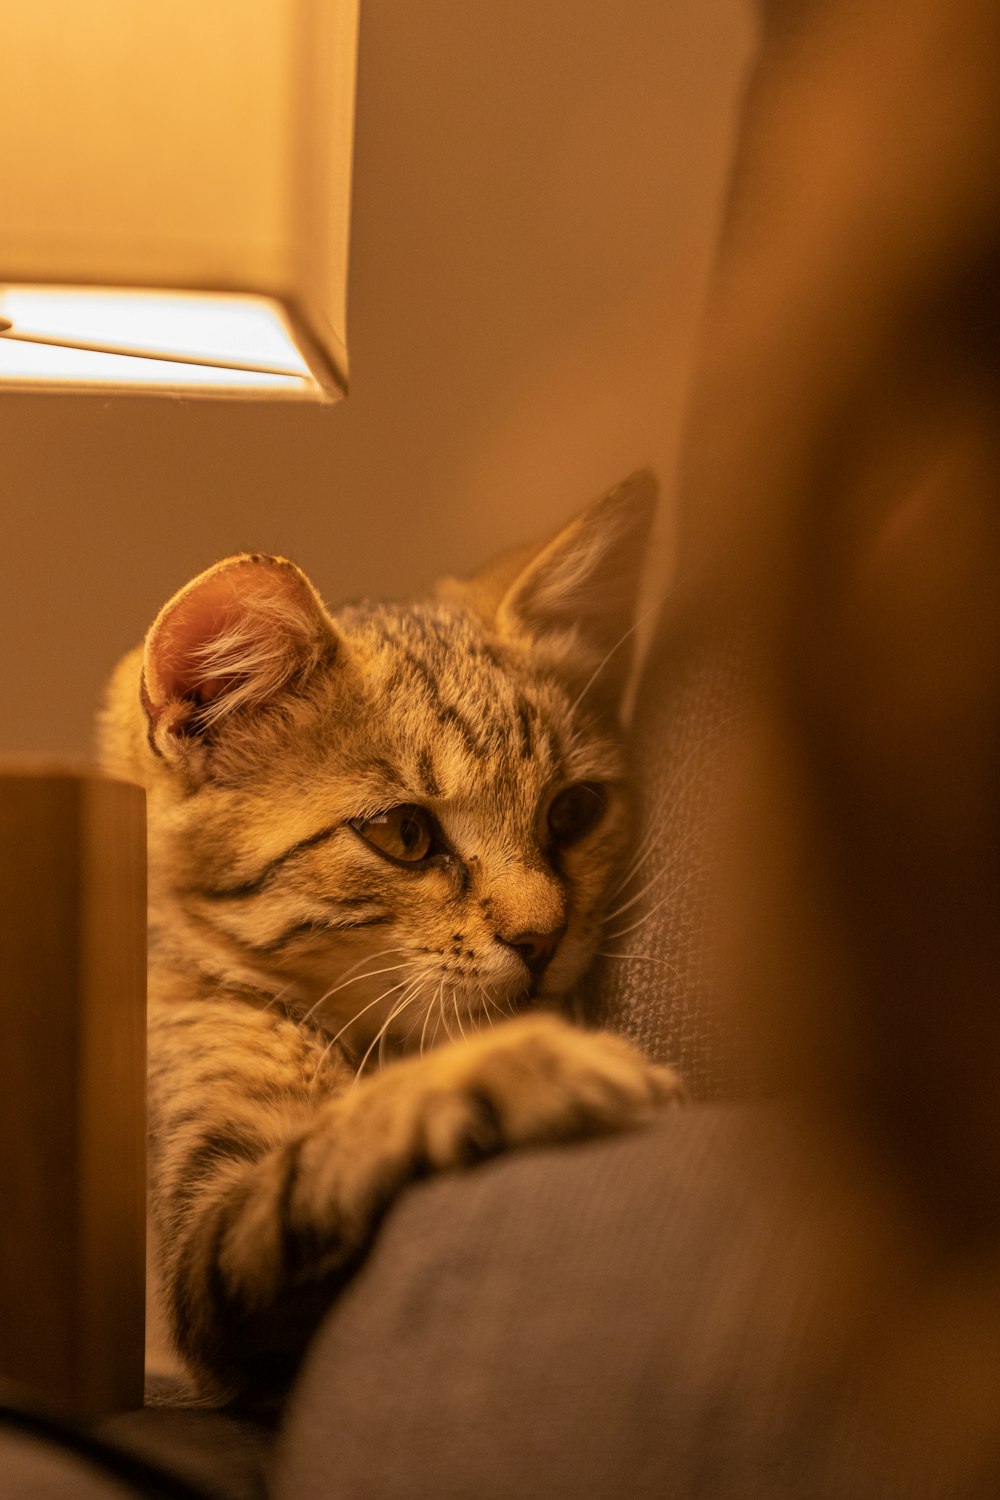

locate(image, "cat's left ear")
[[141, 554, 338, 763], [441, 471, 658, 708]]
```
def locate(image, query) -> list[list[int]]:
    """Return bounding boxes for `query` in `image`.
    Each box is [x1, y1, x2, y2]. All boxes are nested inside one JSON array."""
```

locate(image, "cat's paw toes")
[[421, 1084, 508, 1167], [420, 1013, 676, 1164]]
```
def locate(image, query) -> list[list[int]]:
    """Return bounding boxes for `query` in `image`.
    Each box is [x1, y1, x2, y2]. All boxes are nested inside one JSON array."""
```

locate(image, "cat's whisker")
[[606, 806, 671, 901], [398, 993, 426, 1047], [419, 981, 441, 1057], [388, 985, 424, 1051], [300, 954, 410, 1027], [602, 841, 711, 927], [597, 949, 687, 986], [377, 1012, 391, 1068], [479, 986, 508, 1028], [254, 978, 297, 1020], [307, 975, 413, 1095], [605, 802, 714, 915], [603, 843, 715, 939], [604, 705, 744, 902], [492, 990, 511, 1021], [316, 971, 417, 1083], [603, 870, 703, 943], [318, 967, 417, 1046], [451, 994, 468, 1042], [496, 996, 516, 1021], [353, 980, 423, 1085], [331, 943, 407, 988], [377, 985, 423, 1070], [603, 864, 676, 924], [438, 988, 454, 1044], [307, 1032, 342, 1097], [630, 704, 744, 832], [568, 596, 663, 718]]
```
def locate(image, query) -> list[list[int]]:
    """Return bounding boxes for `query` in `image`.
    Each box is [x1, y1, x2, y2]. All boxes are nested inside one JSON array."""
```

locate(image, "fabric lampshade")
[[0, 0, 358, 400]]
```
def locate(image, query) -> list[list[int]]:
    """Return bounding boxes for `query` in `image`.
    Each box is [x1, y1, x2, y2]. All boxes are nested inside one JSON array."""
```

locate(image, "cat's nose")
[[496, 925, 565, 978]]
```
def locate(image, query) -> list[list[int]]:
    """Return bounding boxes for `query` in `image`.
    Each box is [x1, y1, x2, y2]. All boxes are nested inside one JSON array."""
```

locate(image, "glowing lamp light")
[[0, 1, 358, 402], [0, 286, 317, 395]]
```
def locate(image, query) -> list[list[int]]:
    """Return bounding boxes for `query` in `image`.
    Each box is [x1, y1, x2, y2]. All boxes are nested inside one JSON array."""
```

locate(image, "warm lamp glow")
[[0, 0, 358, 401], [0, 286, 318, 395]]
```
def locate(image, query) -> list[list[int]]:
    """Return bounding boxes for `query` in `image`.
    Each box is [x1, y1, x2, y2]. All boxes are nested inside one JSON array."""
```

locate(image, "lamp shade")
[[0, 0, 358, 400]]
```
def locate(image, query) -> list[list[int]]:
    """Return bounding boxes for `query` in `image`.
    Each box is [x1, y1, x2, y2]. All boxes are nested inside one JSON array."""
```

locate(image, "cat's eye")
[[350, 805, 437, 865], [547, 782, 607, 847]]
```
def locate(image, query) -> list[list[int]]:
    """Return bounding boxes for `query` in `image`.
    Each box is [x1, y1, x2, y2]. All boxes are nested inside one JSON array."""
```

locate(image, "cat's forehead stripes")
[[393, 646, 486, 763], [416, 746, 441, 798], [515, 698, 534, 759], [341, 599, 570, 797]]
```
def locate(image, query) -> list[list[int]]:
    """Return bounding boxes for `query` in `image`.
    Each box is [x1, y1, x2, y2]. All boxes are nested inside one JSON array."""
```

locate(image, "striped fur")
[[98, 473, 682, 1404]]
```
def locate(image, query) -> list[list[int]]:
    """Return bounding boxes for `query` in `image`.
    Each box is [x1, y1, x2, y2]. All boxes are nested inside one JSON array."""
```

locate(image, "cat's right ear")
[[141, 554, 337, 763], [438, 471, 657, 711]]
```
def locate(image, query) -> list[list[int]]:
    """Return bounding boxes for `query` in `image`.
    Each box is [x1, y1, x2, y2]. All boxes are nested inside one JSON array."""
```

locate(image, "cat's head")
[[100, 473, 656, 1060]]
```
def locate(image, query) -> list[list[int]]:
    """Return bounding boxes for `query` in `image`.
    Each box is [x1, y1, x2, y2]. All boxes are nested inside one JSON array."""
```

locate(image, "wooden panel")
[[0, 768, 145, 1413]]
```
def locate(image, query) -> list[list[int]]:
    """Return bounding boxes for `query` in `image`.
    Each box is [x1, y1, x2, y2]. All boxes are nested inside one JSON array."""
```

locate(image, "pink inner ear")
[[144, 558, 326, 719], [150, 570, 252, 705]]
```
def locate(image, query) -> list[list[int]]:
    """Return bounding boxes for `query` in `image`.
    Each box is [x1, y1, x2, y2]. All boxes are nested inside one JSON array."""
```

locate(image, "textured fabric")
[[98, 1402, 273, 1500], [0, 1436, 136, 1500], [274, 1108, 941, 1500], [587, 614, 753, 1098], [0, 1401, 272, 1500]]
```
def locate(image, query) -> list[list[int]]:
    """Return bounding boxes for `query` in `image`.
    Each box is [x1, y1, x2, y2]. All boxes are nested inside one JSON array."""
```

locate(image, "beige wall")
[[1, 1, 755, 757]]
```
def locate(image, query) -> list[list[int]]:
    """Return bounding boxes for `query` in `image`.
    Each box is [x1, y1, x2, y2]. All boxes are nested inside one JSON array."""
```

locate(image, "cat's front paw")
[[297, 1015, 681, 1282], [403, 1012, 683, 1168]]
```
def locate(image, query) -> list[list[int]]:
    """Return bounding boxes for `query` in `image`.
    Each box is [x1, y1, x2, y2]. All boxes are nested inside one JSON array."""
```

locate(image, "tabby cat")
[[99, 473, 681, 1405]]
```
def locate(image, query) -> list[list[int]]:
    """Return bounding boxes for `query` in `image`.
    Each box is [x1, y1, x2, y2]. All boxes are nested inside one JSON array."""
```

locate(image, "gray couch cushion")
[[98, 1403, 272, 1500], [273, 1107, 923, 1500], [0, 1435, 137, 1500], [0, 1394, 272, 1499]]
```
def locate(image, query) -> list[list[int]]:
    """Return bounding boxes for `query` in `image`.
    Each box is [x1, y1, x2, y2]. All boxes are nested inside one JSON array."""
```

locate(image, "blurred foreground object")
[[677, 0, 1000, 1486]]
